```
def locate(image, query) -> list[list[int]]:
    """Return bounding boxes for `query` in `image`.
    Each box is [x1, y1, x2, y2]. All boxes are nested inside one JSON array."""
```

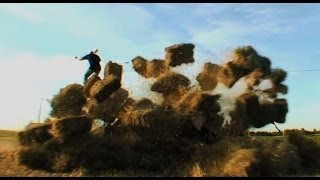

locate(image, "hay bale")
[[53, 115, 93, 137], [151, 72, 190, 94], [217, 63, 247, 88], [270, 68, 287, 85], [196, 62, 222, 91], [104, 61, 123, 80], [50, 83, 87, 118], [83, 74, 101, 97], [260, 99, 288, 124], [131, 56, 169, 78], [264, 84, 288, 96], [221, 148, 260, 177], [244, 69, 266, 90], [218, 46, 272, 88], [18, 145, 54, 170], [231, 46, 271, 73], [18, 122, 53, 146], [132, 56, 148, 77], [89, 75, 121, 103], [165, 43, 195, 67], [146, 59, 169, 78], [229, 93, 260, 134], [87, 88, 129, 122], [174, 92, 221, 114], [161, 88, 189, 108]]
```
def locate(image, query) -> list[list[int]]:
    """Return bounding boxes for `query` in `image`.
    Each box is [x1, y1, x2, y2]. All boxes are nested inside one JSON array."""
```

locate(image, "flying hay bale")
[[50, 83, 87, 118], [231, 45, 271, 74], [89, 75, 121, 103], [174, 92, 221, 114], [244, 69, 266, 90], [18, 122, 53, 146], [131, 56, 169, 78], [218, 46, 272, 88], [151, 72, 190, 94], [196, 62, 222, 91], [270, 68, 287, 85], [165, 43, 195, 67], [53, 115, 93, 137], [104, 61, 123, 80], [260, 99, 288, 124], [83, 74, 101, 97]]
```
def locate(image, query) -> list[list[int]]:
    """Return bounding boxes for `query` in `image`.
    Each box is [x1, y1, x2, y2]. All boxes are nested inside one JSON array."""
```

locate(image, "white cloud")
[[0, 3, 46, 24], [0, 53, 88, 130]]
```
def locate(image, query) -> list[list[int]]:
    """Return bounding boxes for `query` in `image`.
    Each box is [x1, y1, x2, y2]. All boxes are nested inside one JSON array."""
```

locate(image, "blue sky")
[[0, 3, 319, 131]]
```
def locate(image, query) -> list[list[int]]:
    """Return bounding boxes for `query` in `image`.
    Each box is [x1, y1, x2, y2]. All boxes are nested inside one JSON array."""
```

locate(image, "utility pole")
[[38, 97, 51, 123]]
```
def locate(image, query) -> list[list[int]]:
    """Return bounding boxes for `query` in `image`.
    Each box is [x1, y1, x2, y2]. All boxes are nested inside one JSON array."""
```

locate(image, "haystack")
[[53, 115, 93, 137], [18, 122, 53, 146], [104, 61, 123, 80], [89, 75, 121, 103], [50, 84, 87, 118], [165, 43, 195, 67], [196, 62, 222, 91], [151, 72, 190, 94]]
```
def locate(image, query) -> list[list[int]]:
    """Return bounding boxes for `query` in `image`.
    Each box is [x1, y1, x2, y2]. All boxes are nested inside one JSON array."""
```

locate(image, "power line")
[[287, 69, 320, 72]]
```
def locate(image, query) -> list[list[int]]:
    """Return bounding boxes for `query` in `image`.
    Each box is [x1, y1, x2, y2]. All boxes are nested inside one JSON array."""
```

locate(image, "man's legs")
[[84, 69, 95, 84], [84, 69, 101, 84]]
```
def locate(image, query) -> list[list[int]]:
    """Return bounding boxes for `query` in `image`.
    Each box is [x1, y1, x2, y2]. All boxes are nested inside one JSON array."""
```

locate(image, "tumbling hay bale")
[[217, 63, 247, 88], [196, 62, 222, 91], [231, 46, 271, 74], [264, 84, 288, 96], [131, 56, 148, 78], [89, 75, 121, 103], [165, 43, 195, 67], [132, 98, 155, 110], [18, 122, 53, 146], [174, 92, 221, 114], [53, 115, 93, 137], [260, 99, 288, 124], [229, 93, 259, 134], [270, 68, 287, 85], [244, 69, 266, 90], [83, 74, 101, 97], [146, 59, 169, 78], [131, 56, 169, 78], [151, 72, 190, 94], [104, 61, 123, 80], [217, 46, 272, 88], [220, 148, 260, 177], [50, 84, 87, 118]]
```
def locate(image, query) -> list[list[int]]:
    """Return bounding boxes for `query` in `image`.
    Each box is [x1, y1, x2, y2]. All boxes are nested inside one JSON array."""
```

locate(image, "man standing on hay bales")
[[76, 49, 102, 84]]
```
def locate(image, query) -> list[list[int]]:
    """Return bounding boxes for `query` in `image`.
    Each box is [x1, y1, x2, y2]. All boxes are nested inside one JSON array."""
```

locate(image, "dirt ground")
[[0, 139, 85, 177]]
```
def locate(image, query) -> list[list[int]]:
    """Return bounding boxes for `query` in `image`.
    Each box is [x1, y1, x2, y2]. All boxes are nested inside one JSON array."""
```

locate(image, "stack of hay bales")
[[50, 83, 87, 118]]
